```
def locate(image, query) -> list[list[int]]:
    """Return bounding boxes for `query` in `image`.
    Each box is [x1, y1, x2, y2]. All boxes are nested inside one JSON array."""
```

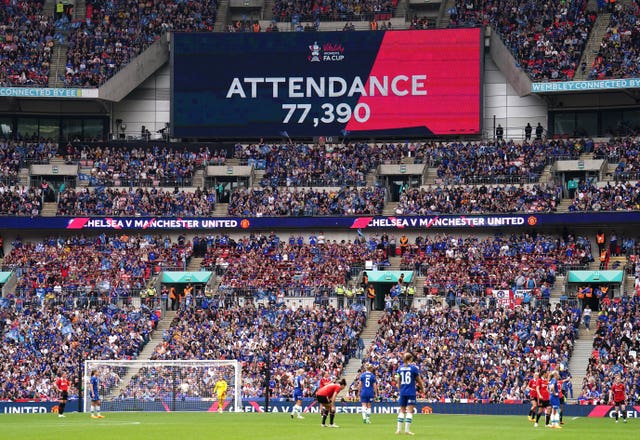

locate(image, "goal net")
[[83, 360, 242, 413]]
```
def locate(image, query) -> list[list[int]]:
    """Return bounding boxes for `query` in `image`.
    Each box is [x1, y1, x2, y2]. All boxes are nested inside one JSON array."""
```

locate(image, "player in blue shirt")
[[290, 369, 305, 419], [359, 364, 378, 424], [548, 371, 562, 429], [89, 370, 104, 419], [396, 352, 424, 435]]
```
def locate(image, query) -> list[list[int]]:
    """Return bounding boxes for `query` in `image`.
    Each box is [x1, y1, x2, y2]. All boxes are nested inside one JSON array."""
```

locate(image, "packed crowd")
[[2, 234, 193, 302], [64, 0, 218, 87], [201, 233, 387, 296], [352, 304, 579, 402], [0, 0, 54, 87], [144, 304, 366, 399], [70, 144, 220, 187], [588, 4, 640, 80], [272, 0, 396, 23], [0, 303, 156, 400], [235, 141, 405, 187], [0, 140, 59, 185], [398, 232, 593, 296], [593, 138, 640, 181], [432, 140, 580, 185], [0, 185, 43, 216], [578, 296, 640, 405], [227, 186, 386, 216], [568, 182, 640, 212], [448, 0, 594, 81], [56, 187, 216, 216], [235, 139, 585, 188], [395, 183, 562, 215]]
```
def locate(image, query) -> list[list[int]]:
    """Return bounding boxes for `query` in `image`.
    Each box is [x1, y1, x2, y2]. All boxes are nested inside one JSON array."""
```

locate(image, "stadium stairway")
[[252, 170, 265, 186], [192, 169, 205, 189], [74, 0, 87, 20], [213, 203, 229, 217], [338, 310, 385, 398], [555, 198, 574, 213], [366, 169, 377, 187], [567, 327, 595, 403], [48, 42, 68, 88], [18, 168, 30, 187], [387, 255, 402, 270], [187, 257, 204, 272], [262, 0, 275, 21], [624, 272, 635, 296], [382, 202, 398, 215], [105, 310, 178, 399], [547, 274, 567, 305], [394, 0, 408, 22], [605, 162, 618, 180], [538, 164, 554, 185], [436, 0, 455, 28], [573, 12, 612, 81], [41, 202, 58, 216], [215, 0, 230, 31], [423, 167, 439, 185]]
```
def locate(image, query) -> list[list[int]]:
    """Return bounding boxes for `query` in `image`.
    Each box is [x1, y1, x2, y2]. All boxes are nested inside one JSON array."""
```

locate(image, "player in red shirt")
[[609, 375, 628, 423], [527, 372, 539, 422], [534, 371, 551, 427], [315, 378, 346, 428], [55, 371, 70, 418]]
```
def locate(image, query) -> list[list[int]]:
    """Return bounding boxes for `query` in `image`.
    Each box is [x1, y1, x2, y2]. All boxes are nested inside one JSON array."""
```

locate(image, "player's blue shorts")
[[293, 389, 303, 400], [549, 396, 560, 409], [360, 394, 374, 404], [398, 395, 416, 407]]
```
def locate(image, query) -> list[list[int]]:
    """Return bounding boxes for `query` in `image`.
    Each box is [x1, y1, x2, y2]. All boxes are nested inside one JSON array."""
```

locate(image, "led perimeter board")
[[171, 29, 483, 138]]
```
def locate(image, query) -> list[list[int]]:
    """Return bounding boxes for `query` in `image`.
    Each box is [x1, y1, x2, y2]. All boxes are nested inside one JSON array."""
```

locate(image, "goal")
[[83, 360, 242, 413]]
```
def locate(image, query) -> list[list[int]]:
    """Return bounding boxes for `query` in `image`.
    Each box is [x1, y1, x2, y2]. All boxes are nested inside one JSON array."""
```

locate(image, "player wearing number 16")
[[395, 352, 424, 436]]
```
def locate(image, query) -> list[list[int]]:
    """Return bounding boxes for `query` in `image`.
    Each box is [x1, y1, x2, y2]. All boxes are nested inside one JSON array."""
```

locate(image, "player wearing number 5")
[[395, 352, 424, 435], [359, 364, 378, 424], [213, 376, 228, 413]]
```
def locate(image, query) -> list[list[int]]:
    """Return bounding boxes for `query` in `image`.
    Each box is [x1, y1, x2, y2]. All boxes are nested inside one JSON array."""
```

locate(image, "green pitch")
[[1, 412, 635, 440]]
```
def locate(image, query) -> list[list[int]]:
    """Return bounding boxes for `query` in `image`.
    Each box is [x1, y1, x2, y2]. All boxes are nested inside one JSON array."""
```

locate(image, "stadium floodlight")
[[83, 360, 242, 413]]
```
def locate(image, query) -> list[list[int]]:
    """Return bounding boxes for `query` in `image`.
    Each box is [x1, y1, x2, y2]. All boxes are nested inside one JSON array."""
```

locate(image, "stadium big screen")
[[171, 28, 483, 138]]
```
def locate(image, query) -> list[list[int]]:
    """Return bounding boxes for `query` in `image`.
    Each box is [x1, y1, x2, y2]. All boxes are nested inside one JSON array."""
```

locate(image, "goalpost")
[[83, 360, 243, 413]]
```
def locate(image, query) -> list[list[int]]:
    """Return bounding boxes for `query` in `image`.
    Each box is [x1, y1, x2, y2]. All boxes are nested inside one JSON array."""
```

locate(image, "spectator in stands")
[[449, 0, 594, 81], [57, 187, 216, 217], [0, 302, 155, 401], [145, 304, 365, 399], [395, 183, 561, 215], [353, 304, 578, 402], [588, 4, 640, 80], [64, 0, 218, 87], [227, 186, 385, 217], [0, 1, 54, 87], [579, 296, 640, 405]]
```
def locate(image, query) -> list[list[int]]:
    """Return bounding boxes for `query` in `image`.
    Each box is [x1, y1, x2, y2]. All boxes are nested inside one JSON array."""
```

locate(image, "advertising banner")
[[2, 401, 638, 418], [0, 212, 640, 230], [171, 29, 482, 138], [0, 87, 98, 98]]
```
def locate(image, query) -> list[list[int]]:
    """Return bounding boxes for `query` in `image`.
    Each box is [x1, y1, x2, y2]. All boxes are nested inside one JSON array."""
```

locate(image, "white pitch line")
[[36, 421, 142, 428], [571, 417, 579, 420]]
